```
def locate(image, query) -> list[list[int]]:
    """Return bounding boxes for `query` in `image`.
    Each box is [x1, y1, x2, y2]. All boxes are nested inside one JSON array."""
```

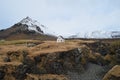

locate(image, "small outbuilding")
[[57, 36, 65, 43]]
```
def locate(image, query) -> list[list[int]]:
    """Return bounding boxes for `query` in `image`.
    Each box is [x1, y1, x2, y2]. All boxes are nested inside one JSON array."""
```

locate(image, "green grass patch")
[[0, 40, 42, 45]]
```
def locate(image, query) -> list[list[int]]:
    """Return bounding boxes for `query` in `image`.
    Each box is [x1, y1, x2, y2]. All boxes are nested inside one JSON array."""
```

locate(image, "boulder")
[[4, 57, 11, 62], [103, 65, 120, 80]]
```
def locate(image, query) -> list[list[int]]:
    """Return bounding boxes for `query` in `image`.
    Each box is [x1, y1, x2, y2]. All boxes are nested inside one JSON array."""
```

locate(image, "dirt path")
[[68, 63, 107, 80]]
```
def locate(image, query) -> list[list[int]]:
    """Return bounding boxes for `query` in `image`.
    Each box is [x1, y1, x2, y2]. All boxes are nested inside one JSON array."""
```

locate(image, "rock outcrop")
[[0, 47, 84, 80], [103, 65, 120, 80]]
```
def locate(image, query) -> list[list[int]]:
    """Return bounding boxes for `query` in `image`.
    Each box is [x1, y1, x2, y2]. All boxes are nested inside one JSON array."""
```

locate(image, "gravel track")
[[68, 63, 107, 80]]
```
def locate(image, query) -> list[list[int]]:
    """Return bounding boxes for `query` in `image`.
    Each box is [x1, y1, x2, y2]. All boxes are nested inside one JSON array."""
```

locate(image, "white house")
[[57, 36, 65, 43]]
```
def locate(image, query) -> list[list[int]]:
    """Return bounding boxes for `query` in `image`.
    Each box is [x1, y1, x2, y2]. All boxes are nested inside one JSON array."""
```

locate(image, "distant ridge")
[[69, 31, 120, 39]]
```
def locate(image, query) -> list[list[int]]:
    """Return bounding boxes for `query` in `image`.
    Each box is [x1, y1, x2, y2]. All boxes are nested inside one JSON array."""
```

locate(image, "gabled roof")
[[58, 36, 64, 39]]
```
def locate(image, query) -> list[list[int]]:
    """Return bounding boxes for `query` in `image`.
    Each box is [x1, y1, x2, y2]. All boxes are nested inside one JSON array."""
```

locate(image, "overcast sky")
[[0, 0, 120, 36]]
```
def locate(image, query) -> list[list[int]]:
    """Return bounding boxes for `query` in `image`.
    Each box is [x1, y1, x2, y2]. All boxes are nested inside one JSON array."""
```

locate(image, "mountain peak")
[[20, 16, 37, 26], [26, 16, 31, 19], [17, 17, 56, 35]]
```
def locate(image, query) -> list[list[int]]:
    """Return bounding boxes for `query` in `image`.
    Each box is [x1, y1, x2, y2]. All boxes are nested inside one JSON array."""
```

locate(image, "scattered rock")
[[27, 43, 36, 47], [14, 64, 31, 80], [0, 62, 21, 80], [47, 61, 64, 74], [116, 49, 120, 62], [34, 55, 41, 63], [4, 57, 11, 62], [86, 41, 110, 56]]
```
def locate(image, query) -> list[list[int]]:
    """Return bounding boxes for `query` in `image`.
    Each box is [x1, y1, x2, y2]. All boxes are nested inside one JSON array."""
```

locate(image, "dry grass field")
[[0, 39, 119, 80]]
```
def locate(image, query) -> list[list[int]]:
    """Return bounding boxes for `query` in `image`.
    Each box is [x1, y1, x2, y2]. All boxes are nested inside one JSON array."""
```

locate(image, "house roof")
[[58, 36, 64, 39]]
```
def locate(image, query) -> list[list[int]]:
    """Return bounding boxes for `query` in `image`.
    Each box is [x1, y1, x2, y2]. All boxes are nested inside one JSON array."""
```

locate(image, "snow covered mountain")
[[87, 31, 112, 38], [69, 31, 120, 39], [0, 17, 56, 40], [19, 16, 55, 35]]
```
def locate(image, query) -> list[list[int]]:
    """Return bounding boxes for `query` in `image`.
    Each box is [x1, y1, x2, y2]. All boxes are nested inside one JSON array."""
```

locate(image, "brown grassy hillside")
[[0, 39, 119, 80]]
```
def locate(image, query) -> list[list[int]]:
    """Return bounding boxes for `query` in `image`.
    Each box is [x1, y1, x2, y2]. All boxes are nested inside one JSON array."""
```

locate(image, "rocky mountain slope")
[[0, 17, 56, 40]]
